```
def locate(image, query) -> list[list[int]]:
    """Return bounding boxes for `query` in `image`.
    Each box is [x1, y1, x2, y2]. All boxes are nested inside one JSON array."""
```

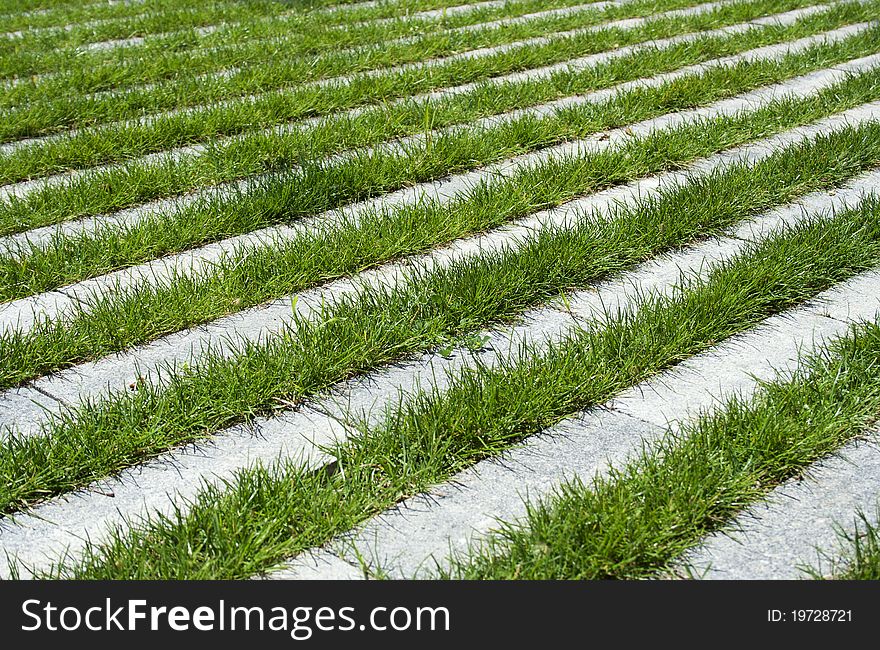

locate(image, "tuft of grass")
[[808, 509, 880, 579]]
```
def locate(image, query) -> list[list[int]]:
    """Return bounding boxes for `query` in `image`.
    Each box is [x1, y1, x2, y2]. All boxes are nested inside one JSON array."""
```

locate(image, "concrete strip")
[[80, 24, 218, 52], [1, 95, 878, 440], [678, 438, 880, 579], [353, 0, 504, 21], [0, 386, 62, 436], [610, 274, 880, 427], [270, 271, 880, 579], [266, 551, 367, 581], [328, 0, 502, 20], [449, 0, 617, 33], [1, 175, 876, 578], [1, 14, 146, 40], [0, 288, 81, 341]]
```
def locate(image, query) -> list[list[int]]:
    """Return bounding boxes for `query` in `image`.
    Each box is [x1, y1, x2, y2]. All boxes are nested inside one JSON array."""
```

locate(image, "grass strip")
[[0, 115, 878, 518], [32, 195, 880, 579], [0, 0, 519, 57], [0, 0, 806, 170], [2, 83, 880, 390], [5, 9, 872, 238]]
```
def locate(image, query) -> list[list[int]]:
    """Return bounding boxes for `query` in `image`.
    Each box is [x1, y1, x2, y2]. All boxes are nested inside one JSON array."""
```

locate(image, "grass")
[[4, 7, 873, 237], [3, 0, 880, 582], [2, 83, 880, 391], [0, 0, 814, 170], [0, 0, 541, 78], [0, 0, 722, 141], [31, 195, 880, 579], [0, 0, 689, 88], [0, 114, 877, 518], [3, 5, 733, 153], [0, 0, 189, 32], [0, 1, 283, 58], [0, 0, 685, 90], [429, 310, 880, 579], [812, 510, 880, 579], [5, 32, 879, 299]]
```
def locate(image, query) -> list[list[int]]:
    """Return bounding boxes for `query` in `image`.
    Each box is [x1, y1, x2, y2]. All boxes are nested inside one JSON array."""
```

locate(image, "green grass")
[[0, 0, 679, 87], [0, 0, 711, 136], [0, 1, 284, 59], [0, 0, 539, 71], [7, 32, 878, 300], [0, 0, 813, 169], [4, 7, 872, 239], [433, 313, 880, 579], [0, 113, 877, 519], [3, 0, 880, 583], [812, 510, 880, 579], [31, 195, 880, 579], [0, 0, 209, 33], [0, 0, 132, 16], [2, 83, 879, 392]]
